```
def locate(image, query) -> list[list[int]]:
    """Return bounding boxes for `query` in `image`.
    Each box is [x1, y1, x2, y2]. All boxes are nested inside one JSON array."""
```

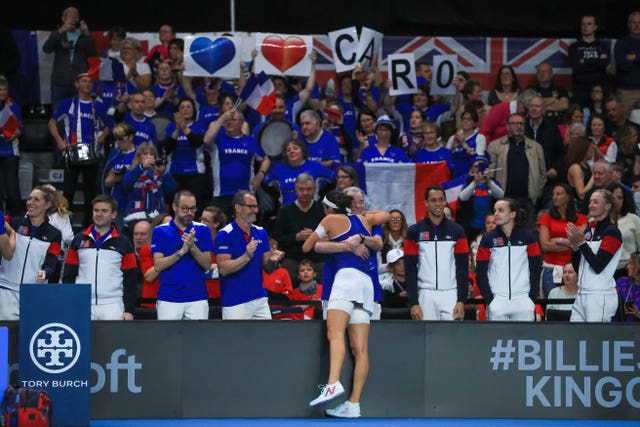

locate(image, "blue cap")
[[472, 154, 490, 172]]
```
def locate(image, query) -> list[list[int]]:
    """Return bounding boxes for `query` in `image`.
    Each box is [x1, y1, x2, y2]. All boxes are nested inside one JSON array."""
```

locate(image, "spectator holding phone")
[[457, 155, 504, 242], [42, 6, 96, 110]]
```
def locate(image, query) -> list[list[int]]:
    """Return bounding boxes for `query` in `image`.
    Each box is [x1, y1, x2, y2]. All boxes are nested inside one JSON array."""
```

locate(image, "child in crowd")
[[289, 259, 323, 320], [379, 249, 408, 309]]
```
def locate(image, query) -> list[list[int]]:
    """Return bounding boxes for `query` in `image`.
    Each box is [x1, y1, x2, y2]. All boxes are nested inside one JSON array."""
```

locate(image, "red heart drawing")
[[261, 35, 307, 73]]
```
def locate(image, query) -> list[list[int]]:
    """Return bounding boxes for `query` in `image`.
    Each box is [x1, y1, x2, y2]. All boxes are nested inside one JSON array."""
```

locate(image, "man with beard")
[[152, 190, 213, 320]]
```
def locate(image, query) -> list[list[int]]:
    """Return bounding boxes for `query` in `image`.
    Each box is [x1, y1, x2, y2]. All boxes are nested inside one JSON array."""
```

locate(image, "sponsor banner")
[[4, 321, 639, 419], [19, 284, 91, 427]]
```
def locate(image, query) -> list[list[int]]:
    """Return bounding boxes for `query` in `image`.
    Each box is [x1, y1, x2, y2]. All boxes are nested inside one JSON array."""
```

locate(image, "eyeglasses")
[[240, 204, 259, 210], [177, 205, 197, 213], [389, 217, 403, 222]]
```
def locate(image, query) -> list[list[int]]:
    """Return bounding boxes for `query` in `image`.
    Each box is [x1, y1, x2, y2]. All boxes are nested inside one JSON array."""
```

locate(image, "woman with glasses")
[[335, 165, 358, 193], [446, 108, 487, 178], [378, 209, 408, 273], [120, 37, 152, 92]]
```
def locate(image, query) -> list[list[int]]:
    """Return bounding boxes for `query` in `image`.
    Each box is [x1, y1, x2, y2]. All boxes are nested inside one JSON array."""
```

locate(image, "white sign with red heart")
[[254, 33, 313, 76]]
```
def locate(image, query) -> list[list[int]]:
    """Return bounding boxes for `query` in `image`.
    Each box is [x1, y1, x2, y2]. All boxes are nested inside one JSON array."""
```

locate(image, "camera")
[[155, 158, 165, 167]]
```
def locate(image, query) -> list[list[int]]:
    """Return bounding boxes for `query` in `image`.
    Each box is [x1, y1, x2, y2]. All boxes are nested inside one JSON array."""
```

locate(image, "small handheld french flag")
[[0, 100, 20, 139], [238, 71, 276, 116]]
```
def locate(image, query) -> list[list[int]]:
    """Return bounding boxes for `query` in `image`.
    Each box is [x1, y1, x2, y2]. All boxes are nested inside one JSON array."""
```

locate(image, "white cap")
[[374, 114, 396, 131], [629, 109, 640, 126], [386, 248, 404, 264]]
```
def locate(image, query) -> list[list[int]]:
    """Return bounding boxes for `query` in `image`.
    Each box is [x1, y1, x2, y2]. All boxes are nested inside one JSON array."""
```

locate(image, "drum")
[[64, 144, 100, 166], [258, 119, 293, 159]]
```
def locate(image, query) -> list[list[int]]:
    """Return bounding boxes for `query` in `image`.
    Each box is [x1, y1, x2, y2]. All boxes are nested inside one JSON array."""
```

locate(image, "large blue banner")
[[19, 284, 91, 427]]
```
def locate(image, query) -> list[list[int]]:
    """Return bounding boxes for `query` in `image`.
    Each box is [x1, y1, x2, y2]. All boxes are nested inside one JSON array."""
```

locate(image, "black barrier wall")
[[2, 321, 639, 419]]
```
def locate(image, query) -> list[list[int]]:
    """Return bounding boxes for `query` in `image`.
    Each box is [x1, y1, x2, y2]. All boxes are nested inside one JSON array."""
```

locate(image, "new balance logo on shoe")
[[308, 381, 345, 407]]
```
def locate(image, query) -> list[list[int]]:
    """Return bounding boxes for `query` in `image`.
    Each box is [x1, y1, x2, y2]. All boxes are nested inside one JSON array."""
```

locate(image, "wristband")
[[174, 250, 184, 258], [359, 233, 365, 243], [558, 237, 563, 245], [0, 211, 5, 235]]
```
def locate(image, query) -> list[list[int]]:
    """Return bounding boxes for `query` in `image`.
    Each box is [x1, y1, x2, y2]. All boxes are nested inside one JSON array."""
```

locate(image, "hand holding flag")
[[237, 71, 276, 116], [0, 100, 20, 140]]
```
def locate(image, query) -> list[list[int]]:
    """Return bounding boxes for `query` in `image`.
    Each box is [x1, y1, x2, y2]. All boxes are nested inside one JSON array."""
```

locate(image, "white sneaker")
[[308, 381, 345, 407], [325, 400, 361, 418]]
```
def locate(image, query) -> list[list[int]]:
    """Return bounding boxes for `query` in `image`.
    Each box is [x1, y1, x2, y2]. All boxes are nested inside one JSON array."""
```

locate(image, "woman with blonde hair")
[[120, 37, 152, 91], [566, 189, 622, 322], [0, 187, 62, 317], [103, 122, 137, 222], [39, 184, 73, 283], [40, 184, 73, 248]]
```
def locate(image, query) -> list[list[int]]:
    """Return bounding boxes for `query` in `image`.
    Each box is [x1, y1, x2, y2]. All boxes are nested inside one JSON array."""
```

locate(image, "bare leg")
[[346, 321, 370, 403], [326, 309, 350, 384]]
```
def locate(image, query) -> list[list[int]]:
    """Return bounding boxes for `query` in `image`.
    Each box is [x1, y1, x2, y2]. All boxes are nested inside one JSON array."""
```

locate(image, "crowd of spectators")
[[2, 8, 640, 322]]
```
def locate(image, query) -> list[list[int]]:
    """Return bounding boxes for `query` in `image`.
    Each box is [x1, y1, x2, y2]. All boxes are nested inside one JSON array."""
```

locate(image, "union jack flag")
[[313, 34, 614, 91], [16, 30, 615, 104]]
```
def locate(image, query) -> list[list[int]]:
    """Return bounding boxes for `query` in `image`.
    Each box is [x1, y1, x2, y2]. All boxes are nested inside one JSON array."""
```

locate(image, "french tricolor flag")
[[87, 57, 126, 82], [239, 72, 276, 116], [442, 174, 468, 214], [0, 100, 20, 139], [361, 162, 452, 225]]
